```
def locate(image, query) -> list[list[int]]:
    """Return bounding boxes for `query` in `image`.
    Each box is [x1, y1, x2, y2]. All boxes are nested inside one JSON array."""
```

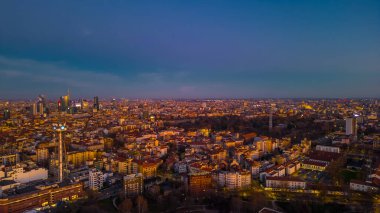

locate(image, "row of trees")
[[118, 195, 148, 213], [170, 114, 333, 142]]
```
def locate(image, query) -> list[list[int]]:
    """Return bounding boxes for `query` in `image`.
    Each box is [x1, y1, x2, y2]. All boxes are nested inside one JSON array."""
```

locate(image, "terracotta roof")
[[307, 150, 340, 162], [302, 159, 328, 167]]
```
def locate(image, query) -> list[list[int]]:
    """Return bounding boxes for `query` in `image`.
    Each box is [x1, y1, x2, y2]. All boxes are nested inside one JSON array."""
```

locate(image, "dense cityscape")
[[0, 94, 379, 212], [1, 1, 380, 213]]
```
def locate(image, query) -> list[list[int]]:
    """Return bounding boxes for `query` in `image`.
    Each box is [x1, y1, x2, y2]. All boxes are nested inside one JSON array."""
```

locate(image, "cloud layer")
[[0, 1, 379, 99], [0, 56, 127, 99]]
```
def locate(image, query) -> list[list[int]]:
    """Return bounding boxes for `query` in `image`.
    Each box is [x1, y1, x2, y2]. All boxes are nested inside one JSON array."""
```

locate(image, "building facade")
[[123, 173, 143, 197], [217, 170, 251, 189], [89, 169, 104, 191], [188, 172, 212, 196], [0, 182, 84, 213], [266, 176, 306, 189], [345, 117, 357, 136]]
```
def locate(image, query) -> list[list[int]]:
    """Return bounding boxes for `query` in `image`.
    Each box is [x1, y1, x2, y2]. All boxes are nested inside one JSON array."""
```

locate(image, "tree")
[[249, 191, 267, 212], [118, 191, 125, 201], [325, 150, 347, 186], [314, 182, 328, 202], [156, 195, 166, 211], [135, 195, 148, 213], [119, 198, 133, 213], [167, 193, 180, 211], [85, 189, 100, 204], [79, 205, 107, 213], [274, 155, 285, 165], [230, 196, 242, 213]]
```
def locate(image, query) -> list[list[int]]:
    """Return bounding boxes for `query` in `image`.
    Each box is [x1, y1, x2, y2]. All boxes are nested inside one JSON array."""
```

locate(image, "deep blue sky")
[[0, 1, 379, 99]]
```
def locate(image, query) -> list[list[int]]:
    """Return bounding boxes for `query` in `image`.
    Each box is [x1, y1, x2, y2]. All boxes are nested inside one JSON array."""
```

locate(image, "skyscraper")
[[38, 102, 44, 115], [3, 109, 10, 120], [37, 94, 46, 115], [345, 117, 357, 136], [32, 103, 38, 116], [81, 99, 89, 109], [60, 95, 70, 112], [59, 90, 70, 112], [93, 96, 99, 111], [111, 98, 117, 110]]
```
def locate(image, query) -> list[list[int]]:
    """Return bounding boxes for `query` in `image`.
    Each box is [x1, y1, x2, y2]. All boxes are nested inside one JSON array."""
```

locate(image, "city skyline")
[[1, 1, 380, 99]]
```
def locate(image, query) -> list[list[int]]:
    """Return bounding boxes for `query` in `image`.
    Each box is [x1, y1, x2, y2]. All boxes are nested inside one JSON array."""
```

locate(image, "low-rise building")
[[4, 166, 48, 184], [266, 176, 306, 189], [174, 161, 187, 174], [301, 160, 327, 171], [350, 180, 379, 193], [137, 159, 162, 179], [285, 163, 296, 175], [117, 158, 138, 174], [0, 182, 84, 213], [316, 145, 340, 153], [0, 180, 20, 191]]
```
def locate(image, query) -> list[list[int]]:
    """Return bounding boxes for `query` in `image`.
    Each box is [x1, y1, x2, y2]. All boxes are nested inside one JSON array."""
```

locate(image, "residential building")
[[316, 145, 340, 153], [217, 170, 251, 189], [350, 180, 379, 193], [89, 169, 104, 191], [266, 176, 306, 189], [301, 160, 328, 171], [188, 172, 212, 196], [10, 167, 48, 184], [123, 173, 143, 197], [117, 158, 138, 174]]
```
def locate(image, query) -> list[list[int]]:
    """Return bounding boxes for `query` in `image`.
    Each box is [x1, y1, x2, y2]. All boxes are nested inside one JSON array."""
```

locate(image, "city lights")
[[0, 1, 379, 212]]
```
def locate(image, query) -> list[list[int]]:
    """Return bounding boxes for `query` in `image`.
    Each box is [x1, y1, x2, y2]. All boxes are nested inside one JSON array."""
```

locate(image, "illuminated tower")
[[81, 99, 89, 109], [38, 102, 44, 115], [60, 96, 69, 112], [3, 109, 10, 120], [111, 98, 117, 110], [32, 103, 38, 115], [53, 123, 67, 183], [60, 89, 70, 112], [37, 94, 46, 115]]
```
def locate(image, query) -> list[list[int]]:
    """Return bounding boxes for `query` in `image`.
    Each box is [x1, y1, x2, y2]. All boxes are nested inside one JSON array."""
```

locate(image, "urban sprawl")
[[0, 93, 379, 212]]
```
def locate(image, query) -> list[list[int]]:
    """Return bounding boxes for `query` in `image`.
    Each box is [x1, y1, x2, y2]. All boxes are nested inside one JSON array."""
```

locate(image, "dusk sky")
[[0, 1, 379, 99]]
